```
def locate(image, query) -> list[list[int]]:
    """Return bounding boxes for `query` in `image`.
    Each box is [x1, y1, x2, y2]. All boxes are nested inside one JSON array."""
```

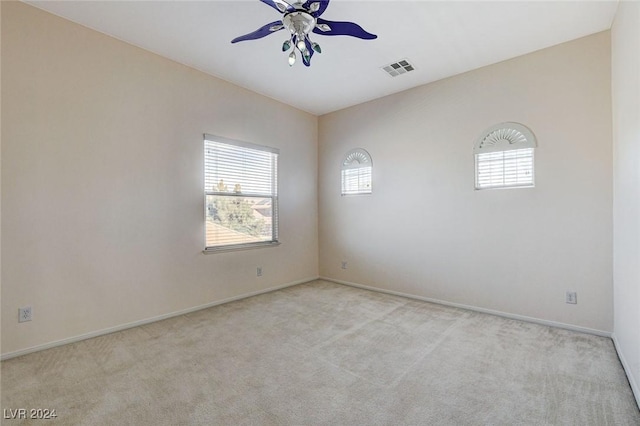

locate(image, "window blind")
[[475, 147, 534, 190], [204, 135, 278, 250], [341, 167, 372, 195], [341, 148, 372, 195]]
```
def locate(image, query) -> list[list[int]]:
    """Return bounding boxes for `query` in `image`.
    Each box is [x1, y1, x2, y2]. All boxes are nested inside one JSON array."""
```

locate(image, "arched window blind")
[[204, 134, 279, 251], [473, 123, 537, 190], [341, 148, 372, 195]]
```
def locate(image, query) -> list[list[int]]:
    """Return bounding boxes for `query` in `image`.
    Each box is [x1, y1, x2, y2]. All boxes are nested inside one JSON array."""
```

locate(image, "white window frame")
[[204, 134, 279, 252], [473, 122, 537, 190], [341, 148, 372, 196]]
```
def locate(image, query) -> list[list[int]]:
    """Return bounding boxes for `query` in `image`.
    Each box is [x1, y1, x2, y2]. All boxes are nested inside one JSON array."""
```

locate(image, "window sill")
[[202, 241, 281, 254], [475, 184, 535, 191]]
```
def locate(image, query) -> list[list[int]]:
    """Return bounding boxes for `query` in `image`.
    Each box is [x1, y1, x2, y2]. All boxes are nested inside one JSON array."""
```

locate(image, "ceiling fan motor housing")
[[282, 11, 316, 36]]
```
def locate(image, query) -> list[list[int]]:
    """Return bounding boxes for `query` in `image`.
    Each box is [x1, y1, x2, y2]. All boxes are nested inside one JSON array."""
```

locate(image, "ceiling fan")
[[231, 0, 377, 67]]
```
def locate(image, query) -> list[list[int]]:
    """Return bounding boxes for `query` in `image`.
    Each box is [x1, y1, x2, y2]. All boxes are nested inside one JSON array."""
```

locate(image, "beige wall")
[[0, 1, 623, 361], [319, 32, 613, 333], [0, 0, 3, 358], [1, 2, 318, 356], [612, 0, 640, 405]]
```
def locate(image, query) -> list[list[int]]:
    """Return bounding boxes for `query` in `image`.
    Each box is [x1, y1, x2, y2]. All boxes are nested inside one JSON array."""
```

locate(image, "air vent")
[[381, 59, 415, 77]]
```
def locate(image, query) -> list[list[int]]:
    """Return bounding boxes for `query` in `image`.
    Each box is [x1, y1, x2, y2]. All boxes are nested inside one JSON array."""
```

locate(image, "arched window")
[[341, 148, 372, 195], [473, 122, 537, 190]]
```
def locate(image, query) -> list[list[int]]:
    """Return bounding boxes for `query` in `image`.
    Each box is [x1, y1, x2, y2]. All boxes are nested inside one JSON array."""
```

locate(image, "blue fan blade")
[[313, 18, 377, 40], [302, 0, 330, 17], [260, 0, 294, 13], [231, 20, 284, 43], [302, 37, 314, 67]]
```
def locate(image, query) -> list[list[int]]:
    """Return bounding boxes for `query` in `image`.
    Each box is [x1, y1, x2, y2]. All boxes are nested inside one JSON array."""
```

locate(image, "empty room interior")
[[1, 0, 639, 424]]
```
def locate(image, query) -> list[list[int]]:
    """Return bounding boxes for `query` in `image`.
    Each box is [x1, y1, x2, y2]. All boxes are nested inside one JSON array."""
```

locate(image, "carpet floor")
[[2, 280, 639, 425]]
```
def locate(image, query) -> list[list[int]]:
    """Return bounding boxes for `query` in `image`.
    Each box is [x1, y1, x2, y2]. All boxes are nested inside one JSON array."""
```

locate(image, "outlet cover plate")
[[565, 291, 577, 304], [19, 306, 32, 322]]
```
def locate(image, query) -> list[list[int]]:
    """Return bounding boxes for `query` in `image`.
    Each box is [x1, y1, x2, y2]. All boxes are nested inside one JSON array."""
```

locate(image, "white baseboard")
[[612, 333, 640, 409], [1, 276, 319, 361], [321, 276, 612, 338]]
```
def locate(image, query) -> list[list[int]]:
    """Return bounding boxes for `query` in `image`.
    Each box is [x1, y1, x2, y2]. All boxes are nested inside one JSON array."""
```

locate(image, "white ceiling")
[[27, 1, 618, 115]]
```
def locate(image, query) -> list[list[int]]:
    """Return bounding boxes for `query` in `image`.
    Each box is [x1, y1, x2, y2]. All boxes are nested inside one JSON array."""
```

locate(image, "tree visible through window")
[[204, 135, 279, 250]]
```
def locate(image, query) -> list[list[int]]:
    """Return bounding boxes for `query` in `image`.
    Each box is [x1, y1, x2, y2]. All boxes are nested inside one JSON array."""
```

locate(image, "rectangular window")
[[341, 167, 372, 195], [204, 135, 279, 251], [475, 148, 534, 190]]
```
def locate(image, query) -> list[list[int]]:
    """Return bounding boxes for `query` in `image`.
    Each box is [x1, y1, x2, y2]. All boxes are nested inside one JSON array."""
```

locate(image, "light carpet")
[[2, 280, 639, 425]]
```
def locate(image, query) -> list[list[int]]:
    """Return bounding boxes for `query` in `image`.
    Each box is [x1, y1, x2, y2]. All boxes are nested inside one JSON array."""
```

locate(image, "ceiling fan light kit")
[[231, 0, 377, 67]]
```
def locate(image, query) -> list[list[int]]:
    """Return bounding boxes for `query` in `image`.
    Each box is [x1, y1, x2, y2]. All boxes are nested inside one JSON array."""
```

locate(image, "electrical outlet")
[[566, 291, 577, 304], [257, 267, 262, 277], [19, 306, 32, 323], [341, 261, 347, 270]]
